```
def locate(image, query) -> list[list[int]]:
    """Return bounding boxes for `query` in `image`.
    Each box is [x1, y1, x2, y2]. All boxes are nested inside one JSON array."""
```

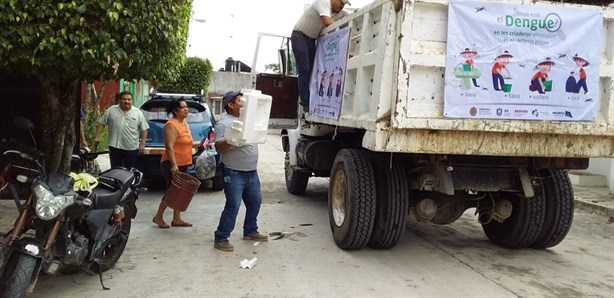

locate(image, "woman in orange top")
[[153, 98, 194, 228]]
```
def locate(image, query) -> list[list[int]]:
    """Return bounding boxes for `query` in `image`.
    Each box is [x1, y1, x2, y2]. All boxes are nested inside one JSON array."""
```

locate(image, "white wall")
[[585, 158, 614, 194], [206, 71, 253, 121], [207, 71, 251, 95]]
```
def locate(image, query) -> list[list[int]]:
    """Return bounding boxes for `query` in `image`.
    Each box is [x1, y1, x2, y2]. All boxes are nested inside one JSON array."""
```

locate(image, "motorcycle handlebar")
[[1, 139, 44, 162], [78, 150, 109, 162]]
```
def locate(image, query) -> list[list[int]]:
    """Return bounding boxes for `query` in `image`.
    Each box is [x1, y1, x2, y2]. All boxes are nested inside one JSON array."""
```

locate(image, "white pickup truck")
[[252, 0, 613, 250]]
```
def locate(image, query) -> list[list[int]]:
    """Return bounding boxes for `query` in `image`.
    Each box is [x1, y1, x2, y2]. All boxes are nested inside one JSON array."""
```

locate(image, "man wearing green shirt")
[[93, 91, 149, 169]]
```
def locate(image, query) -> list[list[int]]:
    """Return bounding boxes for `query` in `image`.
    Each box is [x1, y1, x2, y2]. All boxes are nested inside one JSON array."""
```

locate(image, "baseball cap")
[[222, 90, 242, 108]]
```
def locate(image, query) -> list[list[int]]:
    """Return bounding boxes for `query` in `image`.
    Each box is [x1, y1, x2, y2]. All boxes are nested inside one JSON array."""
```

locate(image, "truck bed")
[[306, 0, 614, 158]]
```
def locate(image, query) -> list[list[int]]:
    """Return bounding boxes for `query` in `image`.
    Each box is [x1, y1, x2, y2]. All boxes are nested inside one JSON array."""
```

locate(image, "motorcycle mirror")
[[14, 117, 37, 147], [14, 117, 34, 131]]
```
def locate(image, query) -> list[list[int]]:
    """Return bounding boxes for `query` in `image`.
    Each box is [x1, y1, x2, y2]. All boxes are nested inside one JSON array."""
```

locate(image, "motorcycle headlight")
[[33, 184, 75, 221]]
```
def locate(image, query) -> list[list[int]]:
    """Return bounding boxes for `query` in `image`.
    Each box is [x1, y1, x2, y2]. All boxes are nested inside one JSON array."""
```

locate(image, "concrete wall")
[[585, 158, 614, 193], [207, 71, 251, 95], [205, 71, 252, 121]]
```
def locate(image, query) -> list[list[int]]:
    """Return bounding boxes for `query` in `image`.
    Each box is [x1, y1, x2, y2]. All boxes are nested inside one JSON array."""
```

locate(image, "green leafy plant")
[[264, 63, 281, 74], [158, 57, 213, 94], [0, 0, 192, 173]]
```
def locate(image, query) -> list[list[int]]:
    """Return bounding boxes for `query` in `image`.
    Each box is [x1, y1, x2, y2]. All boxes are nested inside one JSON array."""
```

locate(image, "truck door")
[[251, 33, 299, 129]]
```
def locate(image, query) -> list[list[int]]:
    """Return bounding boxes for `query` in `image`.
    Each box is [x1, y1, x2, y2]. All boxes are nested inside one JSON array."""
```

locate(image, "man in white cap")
[[291, 0, 351, 112]]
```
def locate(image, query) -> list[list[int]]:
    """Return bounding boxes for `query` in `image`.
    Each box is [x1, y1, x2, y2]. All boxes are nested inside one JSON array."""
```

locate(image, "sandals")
[[153, 217, 192, 228], [152, 217, 170, 229], [171, 221, 193, 227]]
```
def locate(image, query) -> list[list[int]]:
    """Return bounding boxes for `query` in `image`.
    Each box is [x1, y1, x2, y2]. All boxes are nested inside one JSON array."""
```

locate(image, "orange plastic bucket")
[[165, 172, 201, 211]]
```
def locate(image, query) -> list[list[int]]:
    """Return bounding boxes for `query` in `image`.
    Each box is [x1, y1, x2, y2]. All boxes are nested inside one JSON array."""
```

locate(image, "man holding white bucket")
[[213, 90, 268, 252]]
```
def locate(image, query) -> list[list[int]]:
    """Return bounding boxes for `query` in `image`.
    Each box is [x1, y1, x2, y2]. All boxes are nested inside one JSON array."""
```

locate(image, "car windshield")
[[141, 102, 212, 124]]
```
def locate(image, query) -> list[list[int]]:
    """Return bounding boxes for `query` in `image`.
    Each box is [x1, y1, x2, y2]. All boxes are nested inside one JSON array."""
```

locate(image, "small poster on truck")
[[310, 27, 351, 120], [443, 0, 602, 121]]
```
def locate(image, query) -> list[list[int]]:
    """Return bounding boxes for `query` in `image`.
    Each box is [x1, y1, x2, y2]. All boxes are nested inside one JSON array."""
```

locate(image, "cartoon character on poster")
[[327, 71, 335, 98], [453, 48, 482, 90], [565, 54, 590, 94], [335, 68, 343, 97], [491, 50, 513, 92], [318, 70, 327, 97], [529, 57, 555, 94]]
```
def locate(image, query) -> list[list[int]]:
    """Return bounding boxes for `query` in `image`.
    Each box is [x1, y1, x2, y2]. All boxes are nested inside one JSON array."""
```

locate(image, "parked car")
[[136, 93, 224, 190]]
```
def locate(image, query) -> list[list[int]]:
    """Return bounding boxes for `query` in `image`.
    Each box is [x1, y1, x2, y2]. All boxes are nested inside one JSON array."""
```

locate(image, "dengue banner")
[[309, 27, 350, 120], [444, 0, 602, 121]]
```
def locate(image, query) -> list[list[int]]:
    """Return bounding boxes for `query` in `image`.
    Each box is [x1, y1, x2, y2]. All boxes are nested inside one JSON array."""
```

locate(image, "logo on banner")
[[469, 107, 478, 116]]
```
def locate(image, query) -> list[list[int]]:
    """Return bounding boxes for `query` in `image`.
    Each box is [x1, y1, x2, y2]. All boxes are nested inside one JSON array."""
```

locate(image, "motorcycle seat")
[[100, 168, 135, 194], [92, 168, 136, 209]]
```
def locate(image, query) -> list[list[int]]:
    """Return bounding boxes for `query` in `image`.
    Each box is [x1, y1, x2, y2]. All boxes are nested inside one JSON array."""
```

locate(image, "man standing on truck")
[[291, 0, 350, 112], [213, 90, 268, 252]]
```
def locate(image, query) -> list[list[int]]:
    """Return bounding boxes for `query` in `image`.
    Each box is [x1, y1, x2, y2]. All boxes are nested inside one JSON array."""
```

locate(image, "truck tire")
[[481, 186, 546, 249], [285, 153, 309, 195], [329, 149, 376, 250], [368, 155, 409, 249], [531, 169, 574, 249], [1, 253, 37, 298]]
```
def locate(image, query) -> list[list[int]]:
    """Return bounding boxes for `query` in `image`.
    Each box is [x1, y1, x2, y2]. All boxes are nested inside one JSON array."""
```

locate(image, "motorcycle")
[[0, 117, 143, 297]]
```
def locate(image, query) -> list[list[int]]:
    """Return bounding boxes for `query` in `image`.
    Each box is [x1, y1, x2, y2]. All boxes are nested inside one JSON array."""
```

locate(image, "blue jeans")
[[214, 168, 262, 243], [109, 146, 138, 169], [291, 31, 316, 107]]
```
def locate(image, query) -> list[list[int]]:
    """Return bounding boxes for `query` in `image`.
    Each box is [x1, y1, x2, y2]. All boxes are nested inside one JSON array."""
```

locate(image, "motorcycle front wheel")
[[90, 215, 132, 273], [1, 253, 38, 298]]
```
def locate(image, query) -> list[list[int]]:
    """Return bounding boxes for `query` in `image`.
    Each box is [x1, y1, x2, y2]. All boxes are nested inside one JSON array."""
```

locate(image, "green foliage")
[[265, 63, 281, 74], [0, 0, 193, 82], [82, 109, 108, 151], [265, 51, 296, 75], [157, 57, 213, 94]]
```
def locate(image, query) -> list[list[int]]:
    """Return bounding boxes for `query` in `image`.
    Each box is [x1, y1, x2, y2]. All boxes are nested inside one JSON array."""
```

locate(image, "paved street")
[[1, 131, 613, 297]]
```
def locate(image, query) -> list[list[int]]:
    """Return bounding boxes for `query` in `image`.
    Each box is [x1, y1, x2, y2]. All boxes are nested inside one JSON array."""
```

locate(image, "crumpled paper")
[[239, 257, 258, 269]]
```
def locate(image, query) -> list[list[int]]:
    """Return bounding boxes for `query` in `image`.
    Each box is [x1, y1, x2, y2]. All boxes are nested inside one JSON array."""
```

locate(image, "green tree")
[[158, 57, 213, 94], [265, 51, 296, 75], [0, 1, 192, 172], [264, 63, 281, 74]]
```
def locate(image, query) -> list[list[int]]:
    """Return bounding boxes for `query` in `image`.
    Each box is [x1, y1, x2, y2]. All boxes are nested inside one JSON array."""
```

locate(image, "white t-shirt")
[[99, 105, 149, 150], [214, 114, 258, 171], [293, 0, 348, 39]]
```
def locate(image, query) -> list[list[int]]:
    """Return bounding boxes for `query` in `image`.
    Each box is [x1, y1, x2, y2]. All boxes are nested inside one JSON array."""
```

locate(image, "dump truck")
[[251, 0, 614, 250]]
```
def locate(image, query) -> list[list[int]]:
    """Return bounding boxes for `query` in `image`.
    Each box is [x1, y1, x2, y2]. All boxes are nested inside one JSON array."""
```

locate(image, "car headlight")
[[33, 184, 75, 221]]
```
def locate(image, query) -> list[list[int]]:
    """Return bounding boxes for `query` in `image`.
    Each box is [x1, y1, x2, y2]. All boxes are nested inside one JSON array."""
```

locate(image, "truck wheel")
[[368, 155, 409, 249], [481, 187, 545, 249], [1, 253, 37, 298], [285, 152, 309, 195], [532, 169, 574, 249], [329, 149, 376, 250]]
